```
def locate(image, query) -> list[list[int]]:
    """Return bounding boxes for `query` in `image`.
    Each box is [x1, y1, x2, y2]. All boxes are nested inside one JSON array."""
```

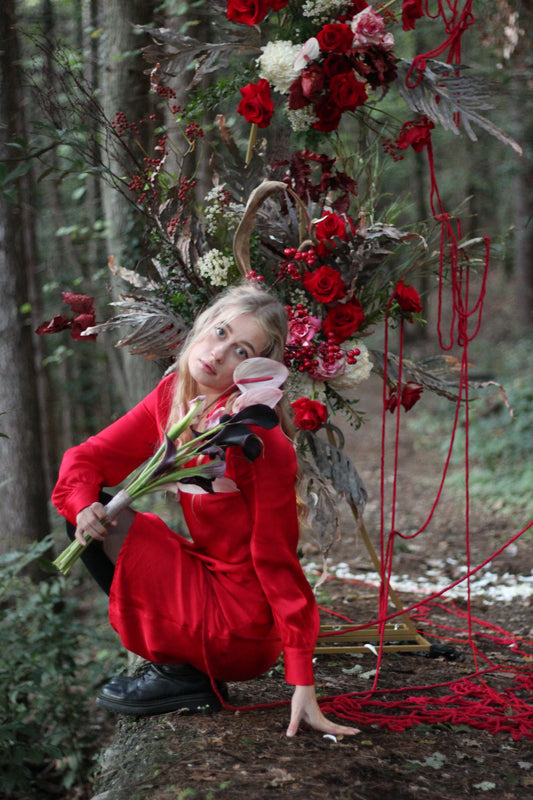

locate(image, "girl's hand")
[[75, 502, 114, 546], [286, 684, 360, 738]]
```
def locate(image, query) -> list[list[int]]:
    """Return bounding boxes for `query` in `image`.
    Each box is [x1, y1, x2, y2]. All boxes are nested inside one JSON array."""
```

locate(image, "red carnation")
[[393, 279, 423, 314], [396, 117, 434, 153], [303, 265, 347, 304], [316, 23, 354, 54], [291, 397, 328, 431], [401, 0, 424, 31], [329, 71, 368, 111], [313, 96, 343, 132], [227, 0, 270, 25], [237, 79, 274, 128], [323, 297, 366, 344]]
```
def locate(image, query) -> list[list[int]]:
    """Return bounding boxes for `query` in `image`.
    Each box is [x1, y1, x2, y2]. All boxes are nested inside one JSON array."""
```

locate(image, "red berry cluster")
[[155, 84, 177, 99], [346, 346, 361, 365], [382, 137, 404, 162], [112, 111, 141, 138], [128, 175, 144, 193], [185, 121, 204, 141], [143, 135, 168, 172], [278, 247, 319, 282], [245, 270, 265, 282], [166, 216, 180, 237], [177, 177, 197, 202]]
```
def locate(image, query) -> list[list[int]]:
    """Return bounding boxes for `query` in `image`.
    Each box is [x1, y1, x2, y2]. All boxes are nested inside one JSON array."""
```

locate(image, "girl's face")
[[188, 311, 268, 401]]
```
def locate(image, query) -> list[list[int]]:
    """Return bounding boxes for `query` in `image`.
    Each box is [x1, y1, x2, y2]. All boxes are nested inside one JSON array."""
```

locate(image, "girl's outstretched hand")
[[286, 684, 360, 738]]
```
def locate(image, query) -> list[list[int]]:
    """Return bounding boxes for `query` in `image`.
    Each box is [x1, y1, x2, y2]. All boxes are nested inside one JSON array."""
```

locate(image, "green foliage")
[[410, 338, 533, 520], [0, 537, 125, 798]]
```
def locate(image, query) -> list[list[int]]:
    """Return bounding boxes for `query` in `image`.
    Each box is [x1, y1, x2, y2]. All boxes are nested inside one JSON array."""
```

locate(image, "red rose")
[[329, 71, 368, 111], [237, 79, 274, 128], [268, 0, 289, 9], [323, 54, 353, 79], [396, 117, 434, 152], [401, 0, 424, 31], [291, 397, 328, 431], [393, 279, 423, 314], [323, 297, 365, 344], [227, 0, 270, 25], [314, 211, 349, 242], [303, 265, 347, 304], [316, 23, 354, 54], [313, 96, 343, 132]]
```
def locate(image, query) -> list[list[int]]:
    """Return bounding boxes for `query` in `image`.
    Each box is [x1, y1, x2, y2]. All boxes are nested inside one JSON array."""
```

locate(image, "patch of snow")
[[305, 560, 533, 604]]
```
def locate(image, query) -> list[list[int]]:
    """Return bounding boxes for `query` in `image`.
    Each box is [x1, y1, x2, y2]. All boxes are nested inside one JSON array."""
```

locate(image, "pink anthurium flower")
[[232, 357, 288, 411]]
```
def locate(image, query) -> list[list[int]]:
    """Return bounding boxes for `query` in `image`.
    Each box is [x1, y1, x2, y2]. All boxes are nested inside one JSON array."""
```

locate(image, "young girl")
[[52, 284, 358, 738]]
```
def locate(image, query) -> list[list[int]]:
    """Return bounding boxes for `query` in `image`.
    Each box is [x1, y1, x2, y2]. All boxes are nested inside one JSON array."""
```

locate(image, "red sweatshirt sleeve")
[[52, 374, 176, 523], [234, 426, 320, 686]]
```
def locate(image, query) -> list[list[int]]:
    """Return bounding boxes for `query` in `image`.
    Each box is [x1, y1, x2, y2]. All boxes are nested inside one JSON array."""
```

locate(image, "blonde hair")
[[168, 284, 294, 438]]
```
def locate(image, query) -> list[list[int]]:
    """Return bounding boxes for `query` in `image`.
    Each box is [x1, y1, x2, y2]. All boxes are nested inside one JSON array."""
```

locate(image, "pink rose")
[[287, 313, 321, 345], [351, 7, 394, 49]]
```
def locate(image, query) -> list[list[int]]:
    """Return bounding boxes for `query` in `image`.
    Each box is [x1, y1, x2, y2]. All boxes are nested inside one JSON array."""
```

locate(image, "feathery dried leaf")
[[396, 59, 522, 155], [82, 297, 188, 359]]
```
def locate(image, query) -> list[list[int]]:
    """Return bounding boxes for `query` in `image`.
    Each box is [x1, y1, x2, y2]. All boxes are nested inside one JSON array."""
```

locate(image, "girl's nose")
[[211, 343, 226, 362]]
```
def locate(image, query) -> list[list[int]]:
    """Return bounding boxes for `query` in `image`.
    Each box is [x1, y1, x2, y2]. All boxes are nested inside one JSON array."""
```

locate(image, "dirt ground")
[[86, 378, 533, 800]]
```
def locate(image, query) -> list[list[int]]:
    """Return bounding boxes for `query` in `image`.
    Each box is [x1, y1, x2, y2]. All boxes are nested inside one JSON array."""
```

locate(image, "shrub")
[[0, 536, 123, 798]]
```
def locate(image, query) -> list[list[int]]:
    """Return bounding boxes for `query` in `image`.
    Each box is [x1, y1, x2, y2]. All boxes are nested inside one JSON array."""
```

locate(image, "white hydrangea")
[[287, 106, 317, 132], [196, 249, 235, 288], [328, 342, 373, 392], [258, 40, 302, 94], [302, 0, 348, 24]]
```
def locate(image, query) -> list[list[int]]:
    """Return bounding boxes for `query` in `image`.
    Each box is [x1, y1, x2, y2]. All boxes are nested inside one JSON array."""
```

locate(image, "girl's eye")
[[215, 326, 225, 338], [235, 346, 248, 359]]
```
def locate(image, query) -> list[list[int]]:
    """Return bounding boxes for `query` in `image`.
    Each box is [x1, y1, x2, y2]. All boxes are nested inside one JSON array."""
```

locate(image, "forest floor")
[[84, 370, 533, 800]]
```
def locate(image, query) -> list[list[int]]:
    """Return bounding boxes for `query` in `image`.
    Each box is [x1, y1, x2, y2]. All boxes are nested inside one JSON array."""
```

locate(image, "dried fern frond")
[[138, 21, 260, 88], [82, 297, 188, 360], [396, 59, 522, 155]]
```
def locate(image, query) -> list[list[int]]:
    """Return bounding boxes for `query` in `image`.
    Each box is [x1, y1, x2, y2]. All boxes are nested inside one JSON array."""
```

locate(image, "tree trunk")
[[0, 0, 51, 564], [511, 3, 533, 327], [98, 0, 162, 405]]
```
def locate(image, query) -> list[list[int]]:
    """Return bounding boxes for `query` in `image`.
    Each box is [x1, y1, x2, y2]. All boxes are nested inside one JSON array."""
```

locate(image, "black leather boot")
[[97, 663, 227, 716]]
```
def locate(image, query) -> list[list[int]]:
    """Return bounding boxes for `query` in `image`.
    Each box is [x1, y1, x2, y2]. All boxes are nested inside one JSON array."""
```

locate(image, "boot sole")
[[96, 691, 223, 716]]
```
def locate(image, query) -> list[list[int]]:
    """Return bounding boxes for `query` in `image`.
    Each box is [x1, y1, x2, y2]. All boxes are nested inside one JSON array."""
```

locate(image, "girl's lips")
[[199, 359, 216, 376]]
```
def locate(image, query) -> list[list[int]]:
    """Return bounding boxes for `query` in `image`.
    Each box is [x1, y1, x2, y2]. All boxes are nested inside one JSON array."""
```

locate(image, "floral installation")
[[36, 0, 519, 450], [53, 357, 287, 574]]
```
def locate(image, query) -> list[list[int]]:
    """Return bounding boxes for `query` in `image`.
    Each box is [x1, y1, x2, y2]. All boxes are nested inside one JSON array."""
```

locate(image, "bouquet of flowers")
[[53, 358, 288, 575]]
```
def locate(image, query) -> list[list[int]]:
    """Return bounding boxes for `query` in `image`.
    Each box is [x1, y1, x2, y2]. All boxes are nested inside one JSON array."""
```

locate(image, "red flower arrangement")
[[285, 5, 397, 132]]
